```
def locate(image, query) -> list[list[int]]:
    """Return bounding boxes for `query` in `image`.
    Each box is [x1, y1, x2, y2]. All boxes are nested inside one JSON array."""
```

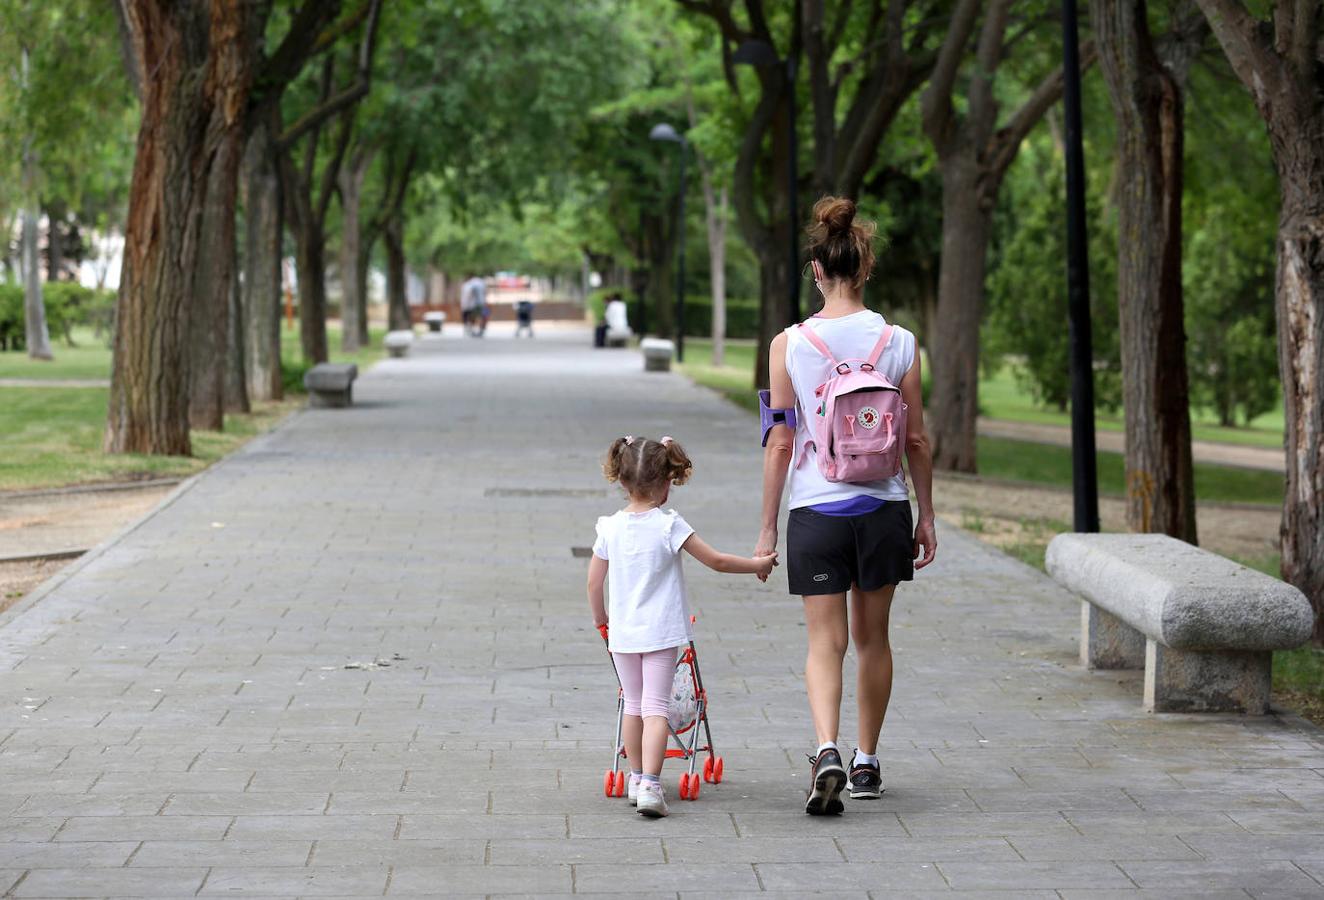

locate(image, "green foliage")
[[986, 140, 1122, 412]]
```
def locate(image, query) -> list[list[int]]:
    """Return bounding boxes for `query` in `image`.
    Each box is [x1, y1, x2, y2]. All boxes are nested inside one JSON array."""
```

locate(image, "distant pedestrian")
[[755, 197, 936, 815], [460, 273, 488, 336], [588, 435, 777, 817]]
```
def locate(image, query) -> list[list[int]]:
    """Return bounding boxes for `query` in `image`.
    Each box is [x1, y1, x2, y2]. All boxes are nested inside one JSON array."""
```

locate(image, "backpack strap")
[[864, 324, 896, 370], [796, 322, 840, 367]]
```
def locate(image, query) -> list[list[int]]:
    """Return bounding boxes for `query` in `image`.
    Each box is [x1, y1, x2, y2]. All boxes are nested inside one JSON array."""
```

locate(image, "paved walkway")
[[0, 327, 1320, 898], [977, 417, 1284, 473]]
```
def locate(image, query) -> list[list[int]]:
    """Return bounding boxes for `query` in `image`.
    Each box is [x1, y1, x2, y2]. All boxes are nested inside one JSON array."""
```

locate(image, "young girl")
[[588, 435, 777, 818]]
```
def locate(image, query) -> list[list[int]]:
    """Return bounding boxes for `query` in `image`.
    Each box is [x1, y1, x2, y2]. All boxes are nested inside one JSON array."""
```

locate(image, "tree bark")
[[356, 232, 372, 344], [1093, 0, 1198, 542], [384, 211, 409, 331], [337, 148, 372, 352], [927, 166, 987, 472], [188, 131, 244, 431], [1194, 0, 1324, 641], [241, 109, 284, 402], [106, 1, 252, 455], [224, 226, 249, 414], [21, 206, 52, 361], [706, 184, 728, 367], [44, 200, 65, 283]]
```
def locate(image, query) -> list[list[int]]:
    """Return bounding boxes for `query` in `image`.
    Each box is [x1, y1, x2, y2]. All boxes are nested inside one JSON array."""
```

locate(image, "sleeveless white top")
[[784, 310, 917, 509]]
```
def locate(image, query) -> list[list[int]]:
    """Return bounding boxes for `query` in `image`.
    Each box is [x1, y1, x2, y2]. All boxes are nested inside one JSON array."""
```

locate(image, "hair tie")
[[624, 435, 635, 445], [660, 436, 673, 446]]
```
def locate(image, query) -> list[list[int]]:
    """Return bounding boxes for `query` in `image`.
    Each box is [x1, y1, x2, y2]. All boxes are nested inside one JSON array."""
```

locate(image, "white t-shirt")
[[592, 508, 695, 653], [785, 310, 917, 509]]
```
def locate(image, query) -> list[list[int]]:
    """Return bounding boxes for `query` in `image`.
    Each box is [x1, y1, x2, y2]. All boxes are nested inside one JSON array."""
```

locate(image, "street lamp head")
[[649, 123, 685, 144], [732, 39, 780, 67]]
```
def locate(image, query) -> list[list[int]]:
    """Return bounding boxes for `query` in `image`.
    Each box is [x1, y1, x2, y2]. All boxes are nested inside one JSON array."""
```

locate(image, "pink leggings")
[[612, 648, 677, 719]]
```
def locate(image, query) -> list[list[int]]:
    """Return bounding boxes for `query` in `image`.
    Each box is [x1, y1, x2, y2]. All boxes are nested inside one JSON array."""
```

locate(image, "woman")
[[755, 196, 937, 815]]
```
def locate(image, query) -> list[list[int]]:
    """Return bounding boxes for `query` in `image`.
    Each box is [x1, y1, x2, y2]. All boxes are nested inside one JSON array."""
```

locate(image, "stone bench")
[[303, 363, 358, 409], [384, 330, 414, 358], [1046, 533, 1313, 714], [640, 338, 675, 372], [423, 311, 446, 333]]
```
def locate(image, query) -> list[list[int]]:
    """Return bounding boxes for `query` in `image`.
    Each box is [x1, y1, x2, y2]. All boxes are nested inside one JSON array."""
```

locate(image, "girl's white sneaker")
[[636, 781, 669, 818], [627, 773, 642, 806]]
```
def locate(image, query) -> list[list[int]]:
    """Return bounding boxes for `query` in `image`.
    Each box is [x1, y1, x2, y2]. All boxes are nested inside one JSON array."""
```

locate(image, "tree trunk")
[[703, 178, 727, 368], [45, 200, 64, 283], [107, 1, 252, 455], [1093, 0, 1198, 542], [356, 233, 372, 344], [241, 112, 283, 402], [384, 212, 409, 331], [224, 228, 249, 414], [753, 237, 794, 391], [1276, 166, 1324, 642], [188, 133, 243, 431], [21, 206, 52, 361], [927, 164, 987, 472], [338, 151, 372, 352], [293, 221, 329, 363], [1191, 0, 1324, 640]]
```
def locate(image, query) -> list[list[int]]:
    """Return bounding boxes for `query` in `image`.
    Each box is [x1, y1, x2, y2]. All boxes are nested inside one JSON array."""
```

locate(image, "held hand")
[[754, 528, 778, 582], [913, 517, 937, 570], [753, 551, 779, 580]]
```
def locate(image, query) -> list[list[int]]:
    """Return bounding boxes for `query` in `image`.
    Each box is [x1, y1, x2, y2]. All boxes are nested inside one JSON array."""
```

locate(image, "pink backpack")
[[796, 321, 908, 484]]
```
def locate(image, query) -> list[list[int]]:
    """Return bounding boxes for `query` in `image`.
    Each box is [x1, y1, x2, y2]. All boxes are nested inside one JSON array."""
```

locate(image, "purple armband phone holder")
[[758, 390, 797, 446]]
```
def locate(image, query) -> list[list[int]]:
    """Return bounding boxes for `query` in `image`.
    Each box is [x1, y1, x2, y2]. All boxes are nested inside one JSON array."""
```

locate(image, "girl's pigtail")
[[603, 437, 628, 483], [663, 438, 693, 485]]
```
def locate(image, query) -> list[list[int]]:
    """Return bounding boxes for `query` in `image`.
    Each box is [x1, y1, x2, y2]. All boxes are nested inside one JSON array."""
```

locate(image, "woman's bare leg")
[[802, 593, 849, 746], [850, 584, 896, 754]]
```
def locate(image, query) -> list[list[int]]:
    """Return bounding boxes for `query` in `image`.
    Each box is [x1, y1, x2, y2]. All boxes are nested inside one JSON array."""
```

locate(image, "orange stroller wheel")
[[703, 756, 714, 783], [603, 770, 615, 797], [713, 756, 724, 783], [677, 773, 690, 799], [613, 770, 626, 797], [688, 774, 701, 800]]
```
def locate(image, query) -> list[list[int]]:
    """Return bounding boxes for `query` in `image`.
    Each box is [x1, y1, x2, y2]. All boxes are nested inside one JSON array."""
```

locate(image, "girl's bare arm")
[[682, 534, 778, 577], [587, 555, 608, 625]]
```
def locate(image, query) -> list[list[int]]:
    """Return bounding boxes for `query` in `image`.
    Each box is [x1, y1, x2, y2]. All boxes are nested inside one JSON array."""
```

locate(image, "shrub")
[[680, 296, 759, 340]]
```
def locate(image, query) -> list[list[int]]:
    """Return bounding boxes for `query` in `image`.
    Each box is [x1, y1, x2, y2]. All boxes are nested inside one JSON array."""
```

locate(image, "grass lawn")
[[981, 365, 1285, 449], [0, 326, 114, 380], [0, 323, 384, 491]]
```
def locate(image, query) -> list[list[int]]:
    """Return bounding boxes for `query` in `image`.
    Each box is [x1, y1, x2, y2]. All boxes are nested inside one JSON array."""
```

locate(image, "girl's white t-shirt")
[[785, 310, 917, 509], [592, 507, 695, 653]]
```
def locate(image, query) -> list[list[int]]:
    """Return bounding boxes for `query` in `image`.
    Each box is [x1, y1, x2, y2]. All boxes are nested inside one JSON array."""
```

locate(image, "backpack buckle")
[[835, 363, 852, 375]]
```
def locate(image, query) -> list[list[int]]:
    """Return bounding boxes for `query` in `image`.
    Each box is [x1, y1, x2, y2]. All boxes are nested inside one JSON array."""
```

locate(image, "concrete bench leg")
[[1081, 602, 1146, 669], [1143, 639, 1271, 714]]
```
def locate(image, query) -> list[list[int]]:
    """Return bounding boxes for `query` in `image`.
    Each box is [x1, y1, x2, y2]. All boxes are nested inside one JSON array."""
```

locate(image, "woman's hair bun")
[[815, 197, 856, 236]]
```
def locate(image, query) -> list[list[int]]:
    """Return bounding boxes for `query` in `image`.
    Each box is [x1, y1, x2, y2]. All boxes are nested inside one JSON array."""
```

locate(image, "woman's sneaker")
[[636, 780, 669, 818], [627, 773, 642, 806], [848, 752, 883, 799], [804, 747, 847, 815]]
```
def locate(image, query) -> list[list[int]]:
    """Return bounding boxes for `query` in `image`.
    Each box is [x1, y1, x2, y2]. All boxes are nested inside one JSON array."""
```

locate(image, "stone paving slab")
[[0, 328, 1321, 896]]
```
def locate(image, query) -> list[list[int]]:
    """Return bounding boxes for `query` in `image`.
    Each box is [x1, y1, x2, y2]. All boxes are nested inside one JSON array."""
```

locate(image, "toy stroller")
[[598, 622, 724, 801]]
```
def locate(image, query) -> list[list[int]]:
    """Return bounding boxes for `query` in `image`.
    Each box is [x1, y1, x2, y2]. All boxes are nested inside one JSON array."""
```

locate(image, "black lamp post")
[[650, 122, 687, 363], [1060, 0, 1100, 533], [733, 39, 800, 326]]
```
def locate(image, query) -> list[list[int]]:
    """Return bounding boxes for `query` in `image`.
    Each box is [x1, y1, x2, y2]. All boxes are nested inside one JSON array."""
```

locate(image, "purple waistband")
[[808, 496, 888, 517]]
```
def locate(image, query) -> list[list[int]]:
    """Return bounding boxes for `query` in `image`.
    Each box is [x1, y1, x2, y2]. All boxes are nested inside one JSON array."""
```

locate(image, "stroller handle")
[[597, 623, 609, 642]]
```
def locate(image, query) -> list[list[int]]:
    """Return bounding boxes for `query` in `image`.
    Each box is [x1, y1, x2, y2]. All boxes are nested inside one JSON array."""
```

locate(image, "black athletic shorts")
[[786, 501, 914, 595]]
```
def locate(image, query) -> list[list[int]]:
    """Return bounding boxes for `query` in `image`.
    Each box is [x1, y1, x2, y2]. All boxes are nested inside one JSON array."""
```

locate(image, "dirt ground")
[[0, 483, 176, 615], [932, 472, 1281, 569]]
